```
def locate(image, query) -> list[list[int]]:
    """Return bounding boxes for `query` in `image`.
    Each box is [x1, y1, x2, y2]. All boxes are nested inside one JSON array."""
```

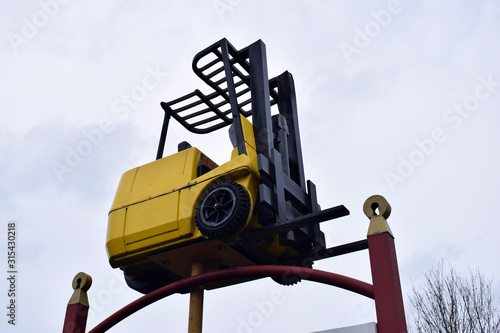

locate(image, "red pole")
[[63, 272, 92, 333], [364, 195, 407, 333]]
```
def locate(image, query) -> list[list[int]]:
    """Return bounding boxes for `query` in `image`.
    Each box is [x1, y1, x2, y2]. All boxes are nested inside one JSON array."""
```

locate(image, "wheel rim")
[[199, 186, 236, 227]]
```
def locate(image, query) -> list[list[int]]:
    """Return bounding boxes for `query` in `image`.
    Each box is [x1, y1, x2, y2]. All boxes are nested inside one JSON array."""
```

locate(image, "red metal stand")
[[88, 266, 374, 333], [364, 195, 407, 333], [63, 303, 90, 333], [369, 232, 407, 333]]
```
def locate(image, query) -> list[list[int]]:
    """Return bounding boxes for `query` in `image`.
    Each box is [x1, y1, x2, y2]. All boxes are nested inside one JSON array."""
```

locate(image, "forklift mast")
[[156, 39, 326, 255]]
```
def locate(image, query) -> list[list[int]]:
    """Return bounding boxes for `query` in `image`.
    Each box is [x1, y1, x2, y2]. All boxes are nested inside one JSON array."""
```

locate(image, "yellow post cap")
[[68, 272, 92, 306], [364, 195, 394, 237]]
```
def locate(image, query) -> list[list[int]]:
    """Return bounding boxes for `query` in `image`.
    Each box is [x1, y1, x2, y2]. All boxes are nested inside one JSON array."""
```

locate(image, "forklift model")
[[106, 39, 349, 294]]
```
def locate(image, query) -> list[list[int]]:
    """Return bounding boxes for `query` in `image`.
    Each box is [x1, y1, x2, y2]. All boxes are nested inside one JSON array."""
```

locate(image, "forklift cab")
[[106, 39, 349, 293]]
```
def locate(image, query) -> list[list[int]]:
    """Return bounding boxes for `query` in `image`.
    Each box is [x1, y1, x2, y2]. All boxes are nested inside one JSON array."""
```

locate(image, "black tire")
[[124, 271, 177, 294], [272, 261, 313, 286], [195, 181, 251, 239]]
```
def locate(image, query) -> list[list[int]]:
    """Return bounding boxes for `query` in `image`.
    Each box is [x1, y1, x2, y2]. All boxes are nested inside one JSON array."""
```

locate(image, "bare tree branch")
[[409, 261, 500, 333]]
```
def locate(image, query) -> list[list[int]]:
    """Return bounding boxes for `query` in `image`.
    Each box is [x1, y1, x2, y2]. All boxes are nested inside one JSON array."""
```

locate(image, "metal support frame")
[[220, 40, 246, 156], [364, 195, 408, 333], [276, 71, 306, 189], [247, 40, 273, 160], [188, 259, 205, 333], [368, 232, 407, 333], [87, 266, 375, 333], [244, 204, 348, 239], [156, 111, 171, 160]]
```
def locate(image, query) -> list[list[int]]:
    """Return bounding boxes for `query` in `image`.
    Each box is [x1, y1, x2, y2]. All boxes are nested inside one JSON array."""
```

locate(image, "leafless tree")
[[409, 262, 500, 333]]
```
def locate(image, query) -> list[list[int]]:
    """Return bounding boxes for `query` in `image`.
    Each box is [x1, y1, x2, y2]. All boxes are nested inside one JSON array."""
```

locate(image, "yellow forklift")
[[106, 39, 350, 293]]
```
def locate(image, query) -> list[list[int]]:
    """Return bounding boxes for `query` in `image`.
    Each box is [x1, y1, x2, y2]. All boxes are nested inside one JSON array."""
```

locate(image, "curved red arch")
[[89, 265, 374, 333]]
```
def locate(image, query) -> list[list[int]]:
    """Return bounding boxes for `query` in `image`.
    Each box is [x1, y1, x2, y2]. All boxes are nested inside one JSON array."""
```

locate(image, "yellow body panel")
[[109, 148, 200, 212], [124, 192, 180, 244]]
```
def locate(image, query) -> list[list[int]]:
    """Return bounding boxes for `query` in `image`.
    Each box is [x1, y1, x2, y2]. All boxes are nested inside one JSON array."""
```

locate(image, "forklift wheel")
[[271, 261, 313, 286], [195, 181, 251, 239], [124, 272, 175, 294]]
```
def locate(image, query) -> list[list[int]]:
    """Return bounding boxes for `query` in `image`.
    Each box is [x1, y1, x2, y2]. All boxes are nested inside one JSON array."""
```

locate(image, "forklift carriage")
[[106, 39, 349, 293]]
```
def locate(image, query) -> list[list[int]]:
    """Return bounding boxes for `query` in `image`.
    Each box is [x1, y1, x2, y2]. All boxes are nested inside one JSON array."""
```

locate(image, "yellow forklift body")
[[106, 116, 261, 267]]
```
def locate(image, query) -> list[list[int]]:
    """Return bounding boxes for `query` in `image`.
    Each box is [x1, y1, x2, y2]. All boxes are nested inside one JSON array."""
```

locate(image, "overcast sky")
[[1, 1, 500, 332]]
